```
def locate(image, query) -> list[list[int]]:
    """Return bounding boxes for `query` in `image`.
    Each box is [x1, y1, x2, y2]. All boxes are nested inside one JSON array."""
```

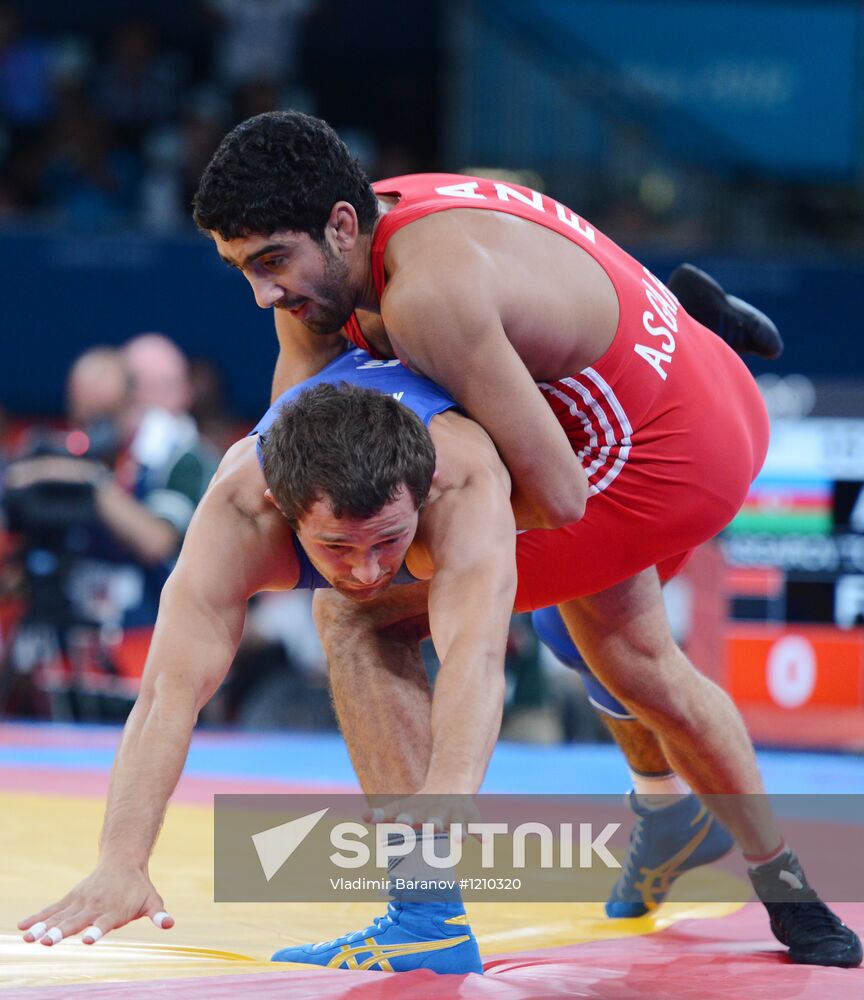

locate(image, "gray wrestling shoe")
[[667, 263, 783, 360], [748, 849, 862, 967]]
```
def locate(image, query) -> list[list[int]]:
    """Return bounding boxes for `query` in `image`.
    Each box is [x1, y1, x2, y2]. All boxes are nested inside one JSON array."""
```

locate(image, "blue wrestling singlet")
[[251, 347, 459, 590], [252, 348, 458, 441]]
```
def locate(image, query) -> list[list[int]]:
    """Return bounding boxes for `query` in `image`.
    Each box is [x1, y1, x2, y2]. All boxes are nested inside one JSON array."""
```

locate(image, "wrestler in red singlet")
[[343, 174, 770, 610]]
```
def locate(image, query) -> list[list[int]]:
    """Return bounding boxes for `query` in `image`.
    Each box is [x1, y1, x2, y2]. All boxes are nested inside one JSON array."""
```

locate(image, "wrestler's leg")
[[532, 606, 671, 775], [318, 584, 728, 921], [600, 716, 668, 773], [532, 604, 732, 916], [560, 568, 861, 965], [557, 567, 782, 856], [322, 584, 670, 791], [295, 584, 485, 975], [312, 583, 432, 795]]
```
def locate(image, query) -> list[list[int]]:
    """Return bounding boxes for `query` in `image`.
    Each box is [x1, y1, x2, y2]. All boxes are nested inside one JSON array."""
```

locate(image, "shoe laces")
[[612, 818, 646, 897], [771, 901, 848, 942], [313, 903, 398, 951]]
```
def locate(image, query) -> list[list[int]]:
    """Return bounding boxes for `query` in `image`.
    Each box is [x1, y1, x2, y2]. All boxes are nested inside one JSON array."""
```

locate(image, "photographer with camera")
[[2, 346, 215, 718]]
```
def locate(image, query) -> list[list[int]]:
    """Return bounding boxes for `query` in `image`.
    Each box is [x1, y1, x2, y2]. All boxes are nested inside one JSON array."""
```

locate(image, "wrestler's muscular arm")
[[18, 440, 298, 945], [412, 412, 518, 796], [381, 253, 588, 530], [272, 308, 347, 399]]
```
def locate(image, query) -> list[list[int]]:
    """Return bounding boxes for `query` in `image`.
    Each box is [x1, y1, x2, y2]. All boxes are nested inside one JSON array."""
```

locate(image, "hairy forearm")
[[425, 639, 507, 793], [424, 557, 515, 793], [504, 445, 587, 529], [98, 680, 198, 868], [272, 312, 347, 399], [95, 482, 179, 566], [97, 567, 246, 868]]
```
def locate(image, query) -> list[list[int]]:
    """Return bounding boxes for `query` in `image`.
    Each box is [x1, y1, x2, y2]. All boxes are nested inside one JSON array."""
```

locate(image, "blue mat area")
[[2, 723, 863, 795]]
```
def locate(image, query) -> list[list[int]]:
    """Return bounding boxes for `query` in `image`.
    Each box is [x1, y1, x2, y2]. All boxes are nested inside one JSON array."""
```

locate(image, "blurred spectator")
[[177, 92, 226, 192], [0, 5, 58, 216], [123, 332, 193, 416], [5, 345, 215, 636], [204, 0, 316, 92], [38, 105, 139, 230], [120, 333, 221, 538], [141, 95, 225, 231], [188, 356, 238, 453], [0, 5, 55, 132], [95, 18, 185, 151], [1, 342, 222, 718], [231, 77, 284, 125]]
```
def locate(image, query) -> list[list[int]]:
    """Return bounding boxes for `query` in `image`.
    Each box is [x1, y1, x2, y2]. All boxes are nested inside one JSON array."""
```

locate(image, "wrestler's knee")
[[311, 593, 380, 663], [588, 642, 701, 726], [312, 585, 431, 643], [311, 589, 358, 642]]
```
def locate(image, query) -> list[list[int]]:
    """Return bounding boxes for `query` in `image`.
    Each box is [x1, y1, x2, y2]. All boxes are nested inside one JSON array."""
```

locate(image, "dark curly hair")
[[261, 383, 436, 526], [192, 110, 379, 241]]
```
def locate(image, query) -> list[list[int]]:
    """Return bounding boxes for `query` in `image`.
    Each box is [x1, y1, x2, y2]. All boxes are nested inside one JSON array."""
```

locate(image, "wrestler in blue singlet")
[[251, 347, 456, 588]]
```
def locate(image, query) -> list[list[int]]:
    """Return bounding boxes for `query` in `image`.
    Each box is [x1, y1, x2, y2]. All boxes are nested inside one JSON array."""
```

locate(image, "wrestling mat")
[[1, 723, 861, 998]]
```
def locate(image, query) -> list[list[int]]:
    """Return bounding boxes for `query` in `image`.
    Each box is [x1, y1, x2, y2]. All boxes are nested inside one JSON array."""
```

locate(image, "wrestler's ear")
[[327, 201, 359, 251], [263, 488, 283, 512]]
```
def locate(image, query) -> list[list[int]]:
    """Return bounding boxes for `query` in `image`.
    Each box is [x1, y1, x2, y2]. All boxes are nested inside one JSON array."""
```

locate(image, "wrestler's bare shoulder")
[[383, 205, 600, 280], [380, 209, 618, 377], [426, 410, 508, 498], [191, 436, 299, 592], [203, 436, 273, 524]]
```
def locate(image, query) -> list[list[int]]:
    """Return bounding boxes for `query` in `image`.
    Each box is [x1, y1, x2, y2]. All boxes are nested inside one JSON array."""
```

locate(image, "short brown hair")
[[261, 383, 436, 525]]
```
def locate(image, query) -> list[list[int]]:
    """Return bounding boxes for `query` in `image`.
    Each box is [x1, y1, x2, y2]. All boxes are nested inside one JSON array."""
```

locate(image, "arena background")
[[0, 1, 862, 996]]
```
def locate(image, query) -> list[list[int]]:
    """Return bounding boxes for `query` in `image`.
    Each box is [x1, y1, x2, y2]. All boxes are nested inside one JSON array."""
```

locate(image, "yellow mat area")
[[1, 791, 746, 988]]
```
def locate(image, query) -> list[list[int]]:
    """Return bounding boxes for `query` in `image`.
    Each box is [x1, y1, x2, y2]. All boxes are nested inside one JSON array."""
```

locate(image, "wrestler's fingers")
[[39, 927, 64, 947], [22, 910, 73, 944], [76, 908, 138, 944], [365, 805, 400, 824], [21, 920, 48, 943], [34, 901, 138, 946], [81, 925, 103, 945], [33, 906, 93, 947], [19, 894, 75, 936], [150, 909, 174, 929], [138, 885, 173, 930], [72, 900, 173, 942]]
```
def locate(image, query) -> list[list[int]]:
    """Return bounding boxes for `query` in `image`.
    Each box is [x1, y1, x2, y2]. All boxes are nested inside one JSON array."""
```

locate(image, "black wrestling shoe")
[[667, 263, 784, 360], [748, 849, 862, 967]]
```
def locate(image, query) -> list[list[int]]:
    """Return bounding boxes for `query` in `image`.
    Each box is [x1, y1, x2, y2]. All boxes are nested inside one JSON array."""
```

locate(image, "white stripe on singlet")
[[538, 380, 598, 462], [579, 367, 633, 494], [540, 367, 632, 497]]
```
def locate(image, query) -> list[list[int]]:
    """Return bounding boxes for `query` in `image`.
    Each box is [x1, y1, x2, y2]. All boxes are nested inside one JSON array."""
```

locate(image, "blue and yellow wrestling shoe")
[[606, 792, 735, 918], [271, 899, 483, 974]]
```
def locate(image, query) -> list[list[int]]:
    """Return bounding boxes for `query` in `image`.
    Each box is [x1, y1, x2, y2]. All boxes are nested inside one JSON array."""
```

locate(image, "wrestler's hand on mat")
[[367, 790, 482, 837], [18, 862, 173, 946]]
